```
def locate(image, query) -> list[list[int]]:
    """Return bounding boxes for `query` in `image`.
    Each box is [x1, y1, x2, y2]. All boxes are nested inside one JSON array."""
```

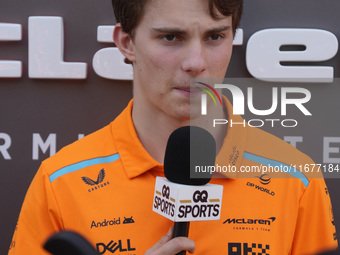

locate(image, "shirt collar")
[[112, 97, 247, 179], [111, 99, 162, 179], [215, 96, 247, 179]]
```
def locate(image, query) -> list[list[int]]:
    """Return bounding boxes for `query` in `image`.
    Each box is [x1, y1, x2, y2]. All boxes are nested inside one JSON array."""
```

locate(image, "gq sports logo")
[[153, 177, 223, 222], [196, 81, 312, 128], [153, 184, 221, 219], [153, 185, 176, 217], [177, 190, 221, 219]]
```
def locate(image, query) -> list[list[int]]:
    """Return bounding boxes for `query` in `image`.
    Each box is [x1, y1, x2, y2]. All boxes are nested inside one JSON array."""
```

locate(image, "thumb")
[[147, 226, 174, 253]]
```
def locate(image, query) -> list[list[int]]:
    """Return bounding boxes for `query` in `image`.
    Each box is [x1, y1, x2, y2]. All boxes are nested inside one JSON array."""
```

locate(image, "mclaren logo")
[[255, 174, 271, 185], [223, 217, 276, 225], [82, 169, 110, 193], [224, 217, 276, 232]]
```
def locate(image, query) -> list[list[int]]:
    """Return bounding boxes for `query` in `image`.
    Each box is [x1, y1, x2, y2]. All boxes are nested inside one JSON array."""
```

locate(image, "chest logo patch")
[[81, 169, 110, 193], [82, 169, 105, 186]]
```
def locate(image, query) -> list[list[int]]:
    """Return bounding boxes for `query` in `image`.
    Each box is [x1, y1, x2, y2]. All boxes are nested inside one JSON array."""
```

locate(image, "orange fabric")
[[9, 99, 337, 255]]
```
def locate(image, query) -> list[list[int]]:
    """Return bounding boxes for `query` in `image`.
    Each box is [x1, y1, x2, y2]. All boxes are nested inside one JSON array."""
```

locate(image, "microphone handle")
[[173, 222, 190, 255]]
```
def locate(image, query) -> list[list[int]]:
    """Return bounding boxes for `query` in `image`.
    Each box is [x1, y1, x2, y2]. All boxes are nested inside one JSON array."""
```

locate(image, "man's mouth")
[[176, 86, 201, 92], [174, 86, 202, 96]]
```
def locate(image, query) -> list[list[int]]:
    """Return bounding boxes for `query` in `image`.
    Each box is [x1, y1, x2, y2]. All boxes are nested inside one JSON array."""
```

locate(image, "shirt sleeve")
[[291, 177, 338, 254], [8, 163, 63, 255]]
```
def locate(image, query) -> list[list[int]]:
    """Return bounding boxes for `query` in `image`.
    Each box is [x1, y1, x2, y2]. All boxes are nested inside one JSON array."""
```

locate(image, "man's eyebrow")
[[205, 26, 231, 34], [151, 25, 231, 35], [151, 27, 187, 35]]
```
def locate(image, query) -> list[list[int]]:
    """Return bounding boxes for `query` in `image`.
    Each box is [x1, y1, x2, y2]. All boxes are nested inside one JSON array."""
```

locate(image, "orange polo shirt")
[[9, 98, 337, 255]]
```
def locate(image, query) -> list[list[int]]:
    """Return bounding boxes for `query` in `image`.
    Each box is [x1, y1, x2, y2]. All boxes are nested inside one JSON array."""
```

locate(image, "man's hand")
[[145, 226, 196, 255]]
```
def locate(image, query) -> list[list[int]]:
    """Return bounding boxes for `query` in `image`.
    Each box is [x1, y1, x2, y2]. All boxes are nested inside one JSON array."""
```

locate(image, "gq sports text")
[[195, 163, 340, 175]]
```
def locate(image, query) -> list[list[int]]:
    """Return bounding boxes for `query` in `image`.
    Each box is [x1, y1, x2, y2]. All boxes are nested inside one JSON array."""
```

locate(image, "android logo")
[[123, 216, 135, 224]]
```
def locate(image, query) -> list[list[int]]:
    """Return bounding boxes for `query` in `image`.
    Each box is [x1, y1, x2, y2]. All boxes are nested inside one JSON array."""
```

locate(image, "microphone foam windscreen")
[[164, 126, 216, 185], [44, 231, 98, 255]]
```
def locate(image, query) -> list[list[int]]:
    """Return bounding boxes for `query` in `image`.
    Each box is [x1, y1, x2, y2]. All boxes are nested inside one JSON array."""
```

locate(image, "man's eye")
[[163, 34, 176, 41], [209, 34, 223, 41]]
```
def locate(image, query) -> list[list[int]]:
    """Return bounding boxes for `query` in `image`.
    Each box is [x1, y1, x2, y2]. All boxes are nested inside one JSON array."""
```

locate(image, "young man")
[[9, 0, 338, 254]]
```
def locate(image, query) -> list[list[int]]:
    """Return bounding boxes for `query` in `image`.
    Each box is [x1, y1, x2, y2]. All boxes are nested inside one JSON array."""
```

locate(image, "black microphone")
[[43, 231, 98, 255], [163, 126, 217, 255], [164, 125, 216, 186]]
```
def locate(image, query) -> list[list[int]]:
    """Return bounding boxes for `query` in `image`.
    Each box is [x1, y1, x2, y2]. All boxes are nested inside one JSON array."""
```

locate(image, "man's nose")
[[181, 42, 207, 77]]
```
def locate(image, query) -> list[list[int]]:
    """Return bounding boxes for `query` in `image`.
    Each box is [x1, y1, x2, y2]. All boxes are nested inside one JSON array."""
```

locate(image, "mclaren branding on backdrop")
[[1, 0, 340, 254]]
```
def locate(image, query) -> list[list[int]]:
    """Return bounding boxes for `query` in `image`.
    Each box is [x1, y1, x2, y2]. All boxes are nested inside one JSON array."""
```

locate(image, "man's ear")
[[113, 23, 136, 63]]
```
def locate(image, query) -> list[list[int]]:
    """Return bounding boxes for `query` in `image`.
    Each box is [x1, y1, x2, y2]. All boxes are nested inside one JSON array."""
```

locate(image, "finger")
[[145, 226, 174, 254], [156, 226, 174, 247], [156, 236, 196, 254]]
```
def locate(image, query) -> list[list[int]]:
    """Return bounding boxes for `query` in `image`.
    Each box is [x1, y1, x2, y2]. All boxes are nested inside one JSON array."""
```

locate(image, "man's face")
[[130, 0, 234, 121]]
